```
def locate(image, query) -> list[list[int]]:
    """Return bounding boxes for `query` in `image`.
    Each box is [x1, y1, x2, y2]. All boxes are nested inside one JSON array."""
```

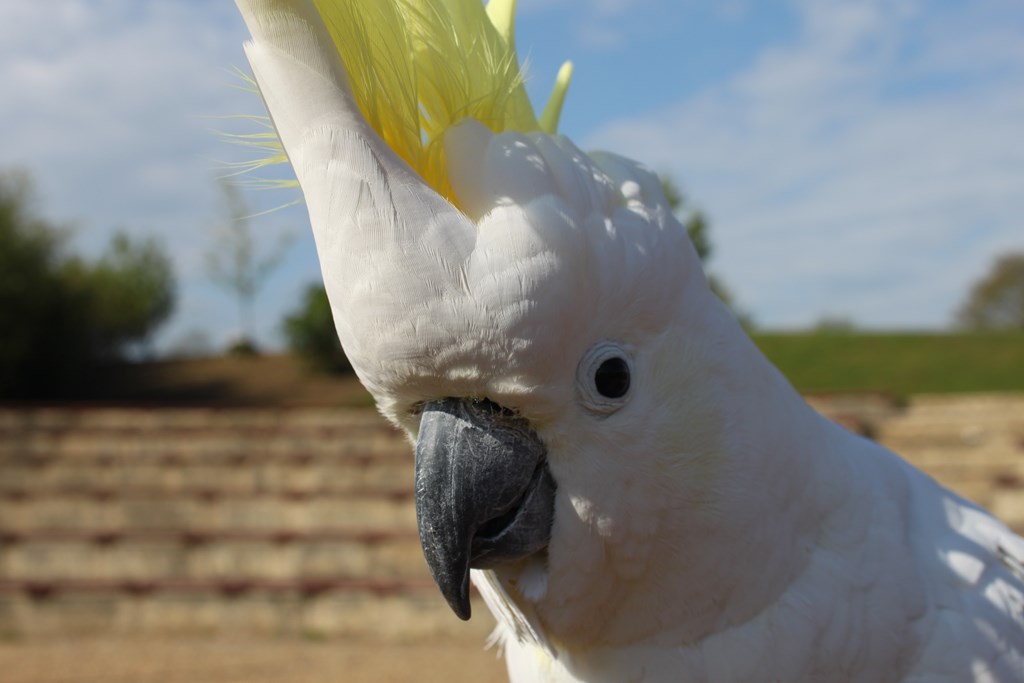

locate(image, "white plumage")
[[233, 1, 1024, 680]]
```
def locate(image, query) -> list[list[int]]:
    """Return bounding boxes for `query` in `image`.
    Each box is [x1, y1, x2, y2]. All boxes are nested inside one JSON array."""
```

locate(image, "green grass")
[[752, 331, 1024, 397]]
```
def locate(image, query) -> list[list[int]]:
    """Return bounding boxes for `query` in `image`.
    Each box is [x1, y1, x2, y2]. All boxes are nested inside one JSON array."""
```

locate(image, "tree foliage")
[[0, 171, 73, 394], [956, 252, 1024, 330], [63, 233, 175, 360], [283, 284, 352, 374], [0, 170, 175, 398]]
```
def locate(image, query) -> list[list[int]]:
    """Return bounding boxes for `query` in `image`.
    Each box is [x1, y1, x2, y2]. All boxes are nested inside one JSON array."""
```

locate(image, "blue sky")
[[2, 0, 1022, 354]]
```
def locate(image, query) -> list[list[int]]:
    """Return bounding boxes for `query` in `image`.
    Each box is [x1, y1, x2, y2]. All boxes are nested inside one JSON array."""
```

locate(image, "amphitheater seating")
[[0, 396, 1021, 639], [872, 394, 1024, 527], [0, 408, 493, 641]]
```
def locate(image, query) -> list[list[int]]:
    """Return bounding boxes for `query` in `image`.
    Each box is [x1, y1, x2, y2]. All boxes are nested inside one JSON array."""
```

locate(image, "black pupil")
[[594, 357, 630, 399]]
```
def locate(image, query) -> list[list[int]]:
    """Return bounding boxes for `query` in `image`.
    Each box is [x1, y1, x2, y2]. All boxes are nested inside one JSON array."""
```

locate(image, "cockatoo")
[[232, 0, 1024, 680]]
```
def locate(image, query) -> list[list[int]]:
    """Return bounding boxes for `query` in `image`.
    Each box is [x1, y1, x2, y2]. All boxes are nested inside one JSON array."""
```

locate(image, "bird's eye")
[[594, 357, 630, 398], [576, 342, 633, 415]]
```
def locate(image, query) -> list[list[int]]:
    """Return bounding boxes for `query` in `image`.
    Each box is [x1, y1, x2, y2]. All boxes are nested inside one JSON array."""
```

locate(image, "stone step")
[[880, 415, 1024, 430], [0, 401, 1020, 643], [919, 481, 997, 510], [0, 576, 435, 599], [0, 431, 409, 463], [992, 491, 1024, 529], [905, 462, 1023, 488], [0, 582, 495, 641], [0, 531, 425, 582], [0, 484, 413, 502], [887, 444, 1023, 463], [0, 408, 409, 467], [888, 450, 1024, 473], [884, 400, 1024, 416], [899, 394, 1024, 416], [889, 445, 1022, 464], [891, 455, 1023, 489], [0, 637, 508, 683], [805, 394, 903, 430], [901, 461, 1024, 485], [879, 425, 1023, 444], [877, 418, 1024, 440], [919, 479, 1018, 510], [0, 408, 390, 432], [0, 461, 413, 494], [0, 497, 417, 533]]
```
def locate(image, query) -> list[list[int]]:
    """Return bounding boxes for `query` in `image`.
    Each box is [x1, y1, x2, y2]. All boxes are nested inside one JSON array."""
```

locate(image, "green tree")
[[206, 182, 293, 352], [283, 284, 352, 374], [956, 252, 1024, 330], [0, 171, 76, 394], [0, 170, 176, 397], [63, 233, 175, 359]]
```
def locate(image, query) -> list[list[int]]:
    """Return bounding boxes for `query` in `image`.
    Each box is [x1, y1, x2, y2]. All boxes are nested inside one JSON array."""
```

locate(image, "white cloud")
[[587, 0, 1024, 328], [0, 1, 314, 350]]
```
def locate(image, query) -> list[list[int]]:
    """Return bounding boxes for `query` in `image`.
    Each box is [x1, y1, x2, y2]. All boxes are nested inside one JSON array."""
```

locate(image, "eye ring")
[[576, 342, 633, 415]]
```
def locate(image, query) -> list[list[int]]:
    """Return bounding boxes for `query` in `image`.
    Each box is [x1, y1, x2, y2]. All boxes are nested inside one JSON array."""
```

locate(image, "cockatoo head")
[[237, 0, 735, 646], [404, 122, 707, 631]]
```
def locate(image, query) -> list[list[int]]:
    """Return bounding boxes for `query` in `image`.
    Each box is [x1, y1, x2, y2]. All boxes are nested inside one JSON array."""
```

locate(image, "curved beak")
[[415, 398, 555, 620]]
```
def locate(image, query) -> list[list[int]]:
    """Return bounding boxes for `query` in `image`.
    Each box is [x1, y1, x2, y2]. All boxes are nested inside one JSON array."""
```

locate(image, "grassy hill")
[[753, 331, 1024, 397]]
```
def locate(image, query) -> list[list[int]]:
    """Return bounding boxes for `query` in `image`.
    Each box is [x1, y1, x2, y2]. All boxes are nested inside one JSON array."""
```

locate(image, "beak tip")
[[450, 594, 472, 621], [421, 536, 473, 620], [439, 567, 472, 621], [432, 566, 472, 620]]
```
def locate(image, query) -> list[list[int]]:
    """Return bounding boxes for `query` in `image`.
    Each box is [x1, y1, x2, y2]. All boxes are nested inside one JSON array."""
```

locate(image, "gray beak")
[[415, 398, 556, 620]]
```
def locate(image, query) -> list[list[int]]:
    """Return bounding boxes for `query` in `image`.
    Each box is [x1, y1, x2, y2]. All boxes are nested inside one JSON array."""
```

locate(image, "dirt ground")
[[0, 636, 508, 683], [70, 354, 374, 408]]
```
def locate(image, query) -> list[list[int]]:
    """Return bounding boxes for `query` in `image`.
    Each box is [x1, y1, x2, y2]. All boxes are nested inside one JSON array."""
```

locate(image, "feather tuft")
[[232, 0, 573, 206]]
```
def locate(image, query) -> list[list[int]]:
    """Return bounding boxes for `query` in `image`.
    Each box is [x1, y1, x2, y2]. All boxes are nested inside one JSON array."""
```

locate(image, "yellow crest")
[[237, 0, 573, 207]]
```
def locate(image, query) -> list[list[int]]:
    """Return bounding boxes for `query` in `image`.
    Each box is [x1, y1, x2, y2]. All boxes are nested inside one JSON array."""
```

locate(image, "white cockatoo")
[[232, 0, 1024, 680]]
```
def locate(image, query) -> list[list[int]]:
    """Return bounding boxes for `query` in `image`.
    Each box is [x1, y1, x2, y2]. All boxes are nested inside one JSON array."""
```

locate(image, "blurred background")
[[1, 1, 1022, 681]]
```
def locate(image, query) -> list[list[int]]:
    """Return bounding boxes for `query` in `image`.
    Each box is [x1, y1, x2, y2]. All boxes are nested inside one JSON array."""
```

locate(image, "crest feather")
[[237, 0, 573, 207]]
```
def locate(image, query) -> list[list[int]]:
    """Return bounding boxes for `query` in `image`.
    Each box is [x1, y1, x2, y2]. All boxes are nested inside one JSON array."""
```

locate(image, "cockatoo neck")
[[535, 275, 849, 650]]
